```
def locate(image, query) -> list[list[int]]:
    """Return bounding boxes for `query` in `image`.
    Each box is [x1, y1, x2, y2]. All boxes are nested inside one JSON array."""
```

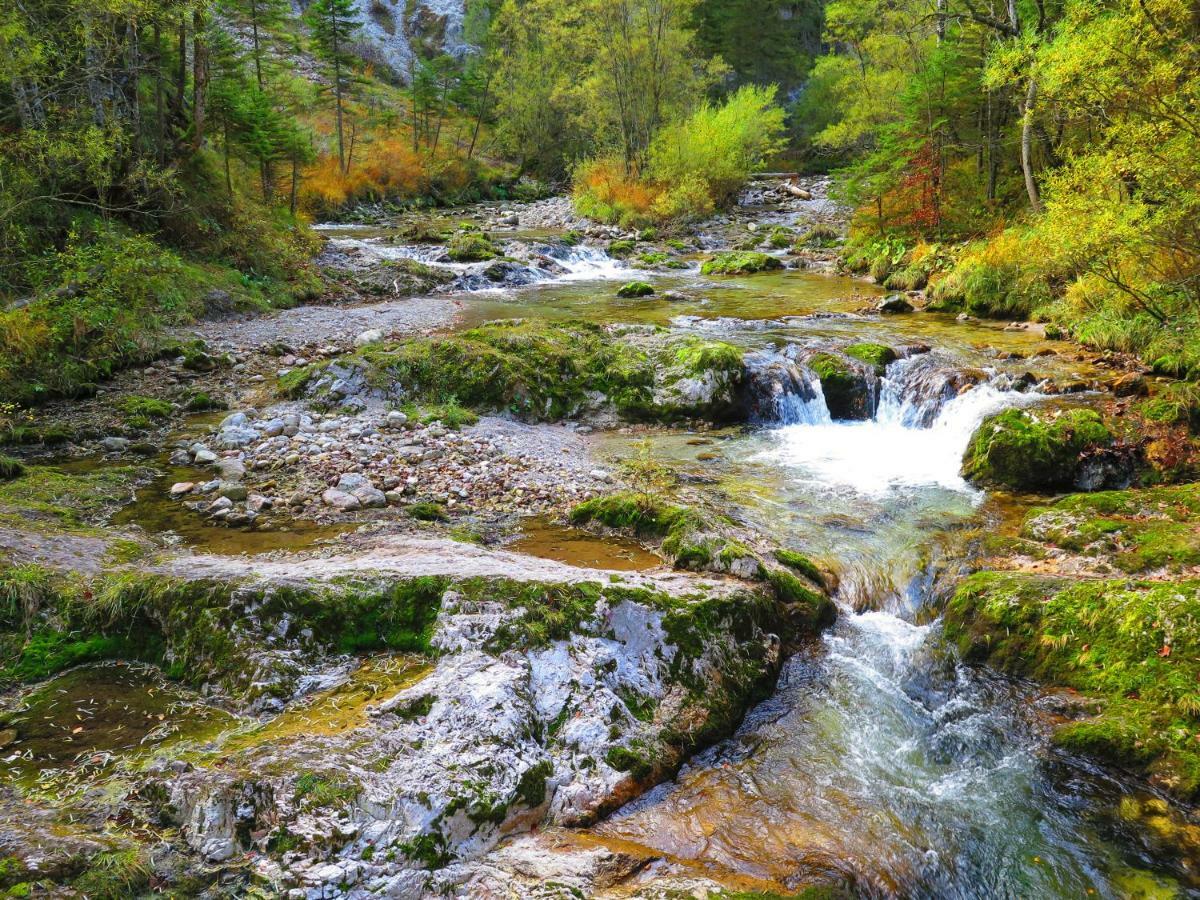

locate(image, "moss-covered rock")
[[1021, 484, 1200, 574], [617, 281, 655, 298], [0, 568, 448, 697], [296, 321, 748, 424], [607, 239, 635, 258], [446, 232, 497, 262], [701, 251, 785, 276], [843, 343, 897, 375], [962, 407, 1124, 491], [807, 352, 873, 420], [944, 571, 1200, 801]]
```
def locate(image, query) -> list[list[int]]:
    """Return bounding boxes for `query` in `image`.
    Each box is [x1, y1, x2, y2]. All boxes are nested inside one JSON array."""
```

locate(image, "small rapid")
[[594, 352, 1191, 897]]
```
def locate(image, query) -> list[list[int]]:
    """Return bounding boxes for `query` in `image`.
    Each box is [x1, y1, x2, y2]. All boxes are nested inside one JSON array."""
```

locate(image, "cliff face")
[[324, 0, 474, 79]]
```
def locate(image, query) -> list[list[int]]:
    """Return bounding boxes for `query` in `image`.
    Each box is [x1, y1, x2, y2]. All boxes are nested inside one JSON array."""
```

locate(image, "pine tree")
[[306, 0, 359, 173]]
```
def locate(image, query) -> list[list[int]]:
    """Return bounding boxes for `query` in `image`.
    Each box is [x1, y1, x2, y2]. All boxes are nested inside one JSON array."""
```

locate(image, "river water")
[[315, 220, 1195, 896]]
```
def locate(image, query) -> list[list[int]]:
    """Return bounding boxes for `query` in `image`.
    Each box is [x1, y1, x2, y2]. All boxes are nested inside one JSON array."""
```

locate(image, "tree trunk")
[[192, 9, 208, 150], [1020, 76, 1042, 213], [290, 154, 299, 215], [175, 17, 187, 120], [466, 69, 492, 161]]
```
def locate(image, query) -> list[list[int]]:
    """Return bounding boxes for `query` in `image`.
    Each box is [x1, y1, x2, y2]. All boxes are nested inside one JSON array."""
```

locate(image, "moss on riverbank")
[[944, 572, 1200, 801], [1022, 484, 1200, 574], [569, 492, 835, 629], [0, 567, 447, 695]]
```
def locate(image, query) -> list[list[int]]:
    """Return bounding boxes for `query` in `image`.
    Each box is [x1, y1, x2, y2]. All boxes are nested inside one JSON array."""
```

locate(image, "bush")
[[573, 86, 786, 226]]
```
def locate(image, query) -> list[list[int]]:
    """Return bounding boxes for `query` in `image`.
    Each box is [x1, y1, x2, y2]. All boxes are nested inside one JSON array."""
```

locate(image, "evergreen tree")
[[306, 0, 359, 173]]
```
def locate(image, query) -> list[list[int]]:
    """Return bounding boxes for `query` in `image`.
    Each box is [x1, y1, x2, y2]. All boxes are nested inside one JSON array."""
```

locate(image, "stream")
[[314, 212, 1193, 896]]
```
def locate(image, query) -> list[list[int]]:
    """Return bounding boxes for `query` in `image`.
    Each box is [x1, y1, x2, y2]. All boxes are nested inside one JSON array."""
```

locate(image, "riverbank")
[[1, 181, 1198, 898]]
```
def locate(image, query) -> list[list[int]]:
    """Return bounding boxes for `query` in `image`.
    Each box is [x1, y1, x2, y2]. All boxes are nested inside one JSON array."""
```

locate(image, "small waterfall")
[[876, 352, 989, 427], [743, 347, 832, 425]]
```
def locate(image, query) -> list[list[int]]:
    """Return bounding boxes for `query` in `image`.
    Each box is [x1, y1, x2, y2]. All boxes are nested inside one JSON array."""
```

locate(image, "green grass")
[[0, 455, 23, 480]]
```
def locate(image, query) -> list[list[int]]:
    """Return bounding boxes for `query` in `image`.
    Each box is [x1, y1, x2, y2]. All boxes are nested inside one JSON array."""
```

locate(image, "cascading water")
[[594, 352, 1192, 896]]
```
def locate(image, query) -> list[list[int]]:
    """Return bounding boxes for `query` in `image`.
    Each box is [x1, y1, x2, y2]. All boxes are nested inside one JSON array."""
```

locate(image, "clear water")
[[326, 224, 1191, 895]]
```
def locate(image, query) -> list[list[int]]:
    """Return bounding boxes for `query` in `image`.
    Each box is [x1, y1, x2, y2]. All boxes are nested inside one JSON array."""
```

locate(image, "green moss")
[[768, 227, 794, 249], [961, 408, 1115, 491], [278, 363, 318, 398], [446, 231, 497, 262], [0, 463, 142, 529], [402, 398, 479, 429], [617, 281, 655, 298], [774, 549, 825, 588], [944, 572, 1200, 800], [488, 581, 602, 650], [700, 251, 784, 275], [808, 352, 871, 419], [117, 395, 172, 422], [672, 338, 743, 377], [0, 571, 448, 691], [1022, 484, 1200, 573], [406, 501, 448, 522], [767, 569, 836, 630], [607, 239, 636, 258], [183, 391, 227, 412], [0, 455, 23, 480], [570, 492, 693, 538], [514, 760, 553, 807], [605, 742, 656, 779], [352, 320, 655, 422], [843, 343, 897, 374], [398, 832, 451, 869]]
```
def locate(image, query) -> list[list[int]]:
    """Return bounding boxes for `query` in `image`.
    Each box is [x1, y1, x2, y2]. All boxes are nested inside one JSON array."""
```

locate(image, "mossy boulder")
[[962, 407, 1125, 492], [299, 321, 748, 424], [944, 571, 1200, 802], [701, 251, 784, 276], [647, 337, 745, 421], [807, 352, 874, 420], [446, 232, 497, 262], [607, 239, 636, 258], [843, 343, 897, 375], [617, 281, 655, 298]]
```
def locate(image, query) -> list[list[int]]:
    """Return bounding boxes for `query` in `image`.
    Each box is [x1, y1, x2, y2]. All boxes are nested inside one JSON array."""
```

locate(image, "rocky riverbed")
[[1, 179, 1198, 898]]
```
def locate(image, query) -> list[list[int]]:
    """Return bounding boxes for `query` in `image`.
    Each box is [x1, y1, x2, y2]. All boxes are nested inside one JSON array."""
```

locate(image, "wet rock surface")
[[2, 180, 1194, 898]]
